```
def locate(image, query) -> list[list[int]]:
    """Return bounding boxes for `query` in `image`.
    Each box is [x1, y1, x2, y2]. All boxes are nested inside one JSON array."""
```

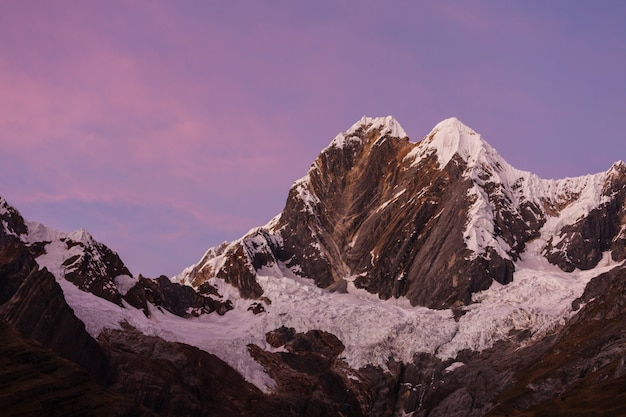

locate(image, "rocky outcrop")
[[0, 199, 33, 304], [544, 165, 626, 272], [124, 274, 233, 317], [250, 327, 379, 416], [57, 236, 130, 306], [0, 196, 28, 239]]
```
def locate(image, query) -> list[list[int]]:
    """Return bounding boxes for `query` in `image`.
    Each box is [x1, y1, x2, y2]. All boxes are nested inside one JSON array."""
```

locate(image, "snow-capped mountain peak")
[[326, 115, 407, 150], [349, 115, 407, 139], [420, 116, 504, 171]]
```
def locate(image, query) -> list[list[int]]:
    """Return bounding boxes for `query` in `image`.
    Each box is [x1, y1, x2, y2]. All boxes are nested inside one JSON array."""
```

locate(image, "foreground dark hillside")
[[0, 322, 155, 417]]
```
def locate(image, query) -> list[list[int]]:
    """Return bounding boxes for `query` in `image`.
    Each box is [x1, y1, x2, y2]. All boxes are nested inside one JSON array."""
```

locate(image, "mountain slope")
[[0, 322, 157, 417]]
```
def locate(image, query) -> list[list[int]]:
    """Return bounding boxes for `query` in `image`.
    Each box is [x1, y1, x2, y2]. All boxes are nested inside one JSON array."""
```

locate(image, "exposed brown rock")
[[61, 238, 130, 306], [0, 322, 156, 417], [123, 275, 233, 318], [273, 125, 521, 309], [99, 325, 283, 417]]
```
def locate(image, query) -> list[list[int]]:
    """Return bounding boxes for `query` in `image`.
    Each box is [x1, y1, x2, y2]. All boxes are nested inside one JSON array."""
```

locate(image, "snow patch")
[[114, 275, 137, 296], [444, 362, 465, 373], [375, 188, 406, 213]]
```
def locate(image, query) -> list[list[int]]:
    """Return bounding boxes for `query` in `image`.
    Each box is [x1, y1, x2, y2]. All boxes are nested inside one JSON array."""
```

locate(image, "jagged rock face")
[[276, 124, 517, 308], [55, 236, 131, 306], [124, 275, 233, 317], [0, 197, 28, 240], [177, 234, 271, 299], [0, 200, 34, 304], [544, 162, 626, 271]]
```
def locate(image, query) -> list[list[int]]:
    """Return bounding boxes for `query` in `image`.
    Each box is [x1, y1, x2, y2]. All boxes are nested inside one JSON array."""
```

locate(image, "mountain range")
[[1, 116, 626, 416]]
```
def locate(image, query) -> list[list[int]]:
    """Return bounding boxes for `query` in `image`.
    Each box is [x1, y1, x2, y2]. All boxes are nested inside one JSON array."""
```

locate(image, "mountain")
[[2, 116, 626, 416], [176, 116, 626, 308]]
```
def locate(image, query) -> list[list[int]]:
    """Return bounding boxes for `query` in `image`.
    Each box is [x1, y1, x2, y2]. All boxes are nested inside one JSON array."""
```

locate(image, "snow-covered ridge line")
[[400, 116, 616, 261], [25, 221, 95, 246], [326, 115, 408, 150]]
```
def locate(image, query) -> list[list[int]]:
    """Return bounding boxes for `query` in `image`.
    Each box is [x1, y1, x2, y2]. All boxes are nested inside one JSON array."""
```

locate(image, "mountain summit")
[[421, 116, 496, 168]]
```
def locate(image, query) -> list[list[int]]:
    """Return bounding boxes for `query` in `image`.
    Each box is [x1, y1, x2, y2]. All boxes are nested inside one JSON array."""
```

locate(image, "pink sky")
[[2, 1, 625, 277]]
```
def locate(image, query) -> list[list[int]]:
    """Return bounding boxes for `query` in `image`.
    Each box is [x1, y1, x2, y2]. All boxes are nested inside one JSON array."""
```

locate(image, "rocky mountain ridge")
[[176, 116, 626, 309]]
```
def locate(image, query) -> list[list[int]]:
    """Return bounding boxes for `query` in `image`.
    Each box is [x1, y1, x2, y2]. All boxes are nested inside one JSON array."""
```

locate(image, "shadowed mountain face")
[[2, 116, 626, 416]]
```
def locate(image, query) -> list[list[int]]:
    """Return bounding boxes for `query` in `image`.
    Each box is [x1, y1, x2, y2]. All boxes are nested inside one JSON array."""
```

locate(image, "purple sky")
[[2, 1, 625, 277]]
